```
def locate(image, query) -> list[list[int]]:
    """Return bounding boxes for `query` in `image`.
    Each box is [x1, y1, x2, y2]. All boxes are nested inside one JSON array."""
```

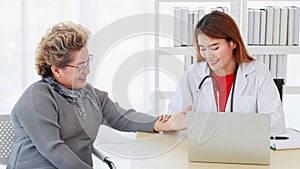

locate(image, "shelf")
[[156, 47, 195, 55], [247, 46, 300, 55], [157, 0, 238, 2], [285, 86, 300, 94], [245, 0, 299, 1], [157, 46, 300, 55]]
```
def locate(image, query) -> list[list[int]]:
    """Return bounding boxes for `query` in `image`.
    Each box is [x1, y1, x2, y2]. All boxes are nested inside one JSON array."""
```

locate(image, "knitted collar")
[[43, 76, 91, 119]]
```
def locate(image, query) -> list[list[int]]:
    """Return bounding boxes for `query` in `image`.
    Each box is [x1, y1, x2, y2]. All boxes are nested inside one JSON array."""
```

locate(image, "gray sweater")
[[7, 80, 157, 169]]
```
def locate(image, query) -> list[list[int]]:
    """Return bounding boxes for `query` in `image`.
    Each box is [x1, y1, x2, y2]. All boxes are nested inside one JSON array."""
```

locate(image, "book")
[[258, 54, 265, 63], [248, 9, 254, 45], [197, 7, 205, 23], [269, 54, 277, 78], [221, 6, 229, 14], [210, 7, 221, 12], [180, 7, 189, 46], [253, 9, 261, 45], [287, 6, 295, 46], [217, 7, 224, 12], [255, 54, 265, 63], [251, 54, 258, 59], [279, 7, 288, 46], [263, 54, 270, 69], [277, 54, 288, 79], [265, 6, 274, 45], [193, 10, 198, 27], [270, 128, 300, 150], [260, 9, 267, 45], [272, 6, 281, 45], [293, 6, 300, 45], [188, 11, 194, 46], [184, 55, 194, 69], [174, 7, 181, 47]]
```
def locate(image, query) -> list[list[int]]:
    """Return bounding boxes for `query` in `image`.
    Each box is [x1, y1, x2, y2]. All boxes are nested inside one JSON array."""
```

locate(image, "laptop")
[[187, 111, 270, 165]]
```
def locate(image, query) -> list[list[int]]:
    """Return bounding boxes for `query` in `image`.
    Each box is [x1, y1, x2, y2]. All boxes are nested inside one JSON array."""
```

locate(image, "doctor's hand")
[[153, 105, 192, 132], [158, 114, 172, 122]]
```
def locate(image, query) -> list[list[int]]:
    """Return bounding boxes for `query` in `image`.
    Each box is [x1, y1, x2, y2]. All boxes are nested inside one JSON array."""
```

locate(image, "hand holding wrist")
[[153, 105, 191, 132]]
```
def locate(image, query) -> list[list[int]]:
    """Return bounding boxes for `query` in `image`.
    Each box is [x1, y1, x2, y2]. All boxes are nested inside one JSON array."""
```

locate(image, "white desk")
[[130, 131, 300, 169]]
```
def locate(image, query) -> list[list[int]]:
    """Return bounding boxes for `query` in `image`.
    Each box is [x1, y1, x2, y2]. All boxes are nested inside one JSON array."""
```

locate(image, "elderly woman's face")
[[56, 46, 91, 89]]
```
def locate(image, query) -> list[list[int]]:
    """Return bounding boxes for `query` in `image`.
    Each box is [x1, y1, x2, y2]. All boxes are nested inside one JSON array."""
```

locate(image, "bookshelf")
[[154, 0, 300, 113], [242, 0, 300, 99]]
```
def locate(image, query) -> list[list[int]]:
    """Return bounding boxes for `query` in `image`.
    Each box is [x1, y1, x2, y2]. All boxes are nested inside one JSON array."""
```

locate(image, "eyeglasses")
[[65, 54, 93, 74]]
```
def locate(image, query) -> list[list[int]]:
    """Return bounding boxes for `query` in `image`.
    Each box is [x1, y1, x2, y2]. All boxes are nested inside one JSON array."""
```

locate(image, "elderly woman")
[[7, 21, 189, 169]]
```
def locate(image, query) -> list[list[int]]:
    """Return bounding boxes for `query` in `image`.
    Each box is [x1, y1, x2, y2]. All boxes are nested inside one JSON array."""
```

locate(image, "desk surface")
[[130, 131, 300, 169]]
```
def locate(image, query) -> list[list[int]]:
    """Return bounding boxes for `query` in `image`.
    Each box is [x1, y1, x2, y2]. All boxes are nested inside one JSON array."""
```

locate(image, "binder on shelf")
[[248, 9, 254, 45], [181, 7, 189, 46], [269, 54, 277, 78], [184, 55, 194, 69], [221, 6, 229, 13], [265, 6, 274, 45], [293, 6, 300, 46], [255, 54, 265, 63], [272, 6, 281, 45], [259, 9, 267, 45], [282, 54, 287, 79], [263, 54, 270, 71], [287, 6, 295, 46], [188, 11, 194, 46], [173, 7, 181, 47], [211, 7, 227, 13], [251, 54, 258, 59], [276, 54, 287, 79], [211, 7, 220, 12], [193, 10, 198, 27], [253, 9, 261, 45], [193, 10, 199, 34], [279, 7, 288, 46], [197, 7, 205, 23]]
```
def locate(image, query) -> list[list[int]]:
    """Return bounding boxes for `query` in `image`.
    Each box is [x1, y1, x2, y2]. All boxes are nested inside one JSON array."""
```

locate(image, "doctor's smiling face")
[[198, 34, 236, 76], [193, 11, 254, 73]]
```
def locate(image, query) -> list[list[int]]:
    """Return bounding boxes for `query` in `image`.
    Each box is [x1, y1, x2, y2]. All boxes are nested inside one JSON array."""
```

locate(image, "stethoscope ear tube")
[[198, 75, 211, 90], [197, 75, 220, 112], [196, 63, 238, 112]]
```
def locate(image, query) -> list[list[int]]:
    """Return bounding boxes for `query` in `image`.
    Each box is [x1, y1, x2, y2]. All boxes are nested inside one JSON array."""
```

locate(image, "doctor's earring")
[[56, 74, 60, 78]]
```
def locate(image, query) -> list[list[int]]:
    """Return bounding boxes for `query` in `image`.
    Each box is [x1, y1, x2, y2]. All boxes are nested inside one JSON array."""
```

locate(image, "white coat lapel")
[[194, 63, 218, 112], [226, 63, 256, 112], [198, 78, 218, 112]]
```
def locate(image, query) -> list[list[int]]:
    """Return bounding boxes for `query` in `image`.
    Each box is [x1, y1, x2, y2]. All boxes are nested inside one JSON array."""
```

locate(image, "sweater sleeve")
[[14, 84, 93, 169], [94, 88, 157, 132]]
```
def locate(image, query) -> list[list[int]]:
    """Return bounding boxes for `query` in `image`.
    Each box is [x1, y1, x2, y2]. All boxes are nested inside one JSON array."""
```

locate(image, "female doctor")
[[166, 11, 286, 135]]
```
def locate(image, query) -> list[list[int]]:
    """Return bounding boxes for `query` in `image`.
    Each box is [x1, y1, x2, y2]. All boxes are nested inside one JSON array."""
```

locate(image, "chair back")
[[0, 114, 14, 165], [273, 79, 284, 101]]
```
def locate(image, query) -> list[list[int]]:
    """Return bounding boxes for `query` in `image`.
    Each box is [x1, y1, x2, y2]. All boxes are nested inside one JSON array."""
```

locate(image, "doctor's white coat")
[[167, 60, 286, 135]]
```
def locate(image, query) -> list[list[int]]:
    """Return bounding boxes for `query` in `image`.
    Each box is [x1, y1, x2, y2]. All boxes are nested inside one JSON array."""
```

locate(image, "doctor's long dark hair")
[[193, 11, 254, 64]]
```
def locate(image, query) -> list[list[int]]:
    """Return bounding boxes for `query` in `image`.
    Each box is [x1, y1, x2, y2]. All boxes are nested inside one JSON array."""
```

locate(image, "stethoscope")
[[193, 63, 238, 112], [194, 63, 239, 145]]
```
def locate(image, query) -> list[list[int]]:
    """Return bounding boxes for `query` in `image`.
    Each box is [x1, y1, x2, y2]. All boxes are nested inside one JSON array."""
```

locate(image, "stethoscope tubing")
[[196, 63, 238, 112]]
